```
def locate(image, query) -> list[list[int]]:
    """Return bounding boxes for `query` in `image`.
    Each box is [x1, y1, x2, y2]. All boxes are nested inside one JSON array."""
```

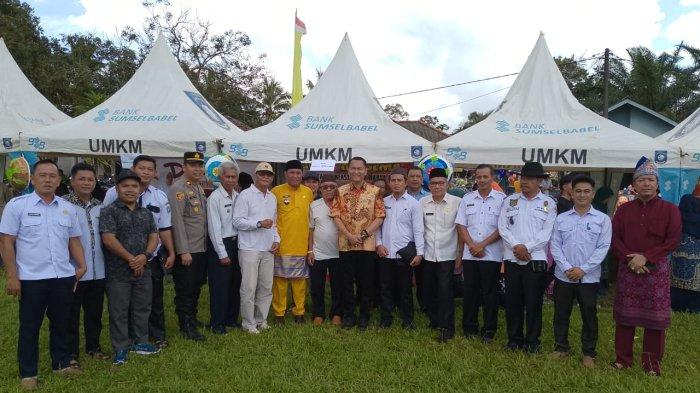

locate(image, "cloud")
[[51, 0, 669, 128], [665, 10, 700, 45]]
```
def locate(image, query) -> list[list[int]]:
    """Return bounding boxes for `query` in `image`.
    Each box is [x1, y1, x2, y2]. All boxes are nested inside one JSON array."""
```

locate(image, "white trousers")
[[238, 250, 274, 330]]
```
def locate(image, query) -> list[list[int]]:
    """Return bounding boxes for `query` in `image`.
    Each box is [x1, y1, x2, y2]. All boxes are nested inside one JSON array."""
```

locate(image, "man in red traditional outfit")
[[611, 157, 681, 376]]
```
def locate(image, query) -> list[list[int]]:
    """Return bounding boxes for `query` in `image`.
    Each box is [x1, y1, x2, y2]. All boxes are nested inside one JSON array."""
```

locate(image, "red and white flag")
[[295, 11, 306, 35]]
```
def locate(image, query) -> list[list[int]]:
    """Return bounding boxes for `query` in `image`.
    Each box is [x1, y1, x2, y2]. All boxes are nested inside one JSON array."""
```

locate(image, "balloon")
[[5, 156, 31, 191], [417, 154, 454, 190], [205, 154, 235, 184]]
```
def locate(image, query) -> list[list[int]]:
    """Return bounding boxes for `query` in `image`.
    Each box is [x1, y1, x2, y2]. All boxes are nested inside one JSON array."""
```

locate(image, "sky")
[[24, 0, 700, 130]]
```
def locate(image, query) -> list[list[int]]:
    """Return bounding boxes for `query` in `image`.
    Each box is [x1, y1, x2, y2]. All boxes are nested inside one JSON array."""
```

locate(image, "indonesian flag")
[[295, 12, 306, 35]]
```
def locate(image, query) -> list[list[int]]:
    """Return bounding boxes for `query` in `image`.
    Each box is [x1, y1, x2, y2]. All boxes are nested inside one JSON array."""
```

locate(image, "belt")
[[223, 236, 238, 241]]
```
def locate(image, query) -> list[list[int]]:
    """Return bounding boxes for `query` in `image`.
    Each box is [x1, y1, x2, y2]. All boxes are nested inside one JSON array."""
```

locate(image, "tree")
[[305, 68, 324, 90], [455, 111, 491, 132], [254, 77, 291, 124], [418, 115, 449, 131], [383, 103, 409, 120], [121, 0, 270, 126]]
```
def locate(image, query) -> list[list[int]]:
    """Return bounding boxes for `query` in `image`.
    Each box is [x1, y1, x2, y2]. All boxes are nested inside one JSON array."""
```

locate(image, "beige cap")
[[255, 162, 275, 174]]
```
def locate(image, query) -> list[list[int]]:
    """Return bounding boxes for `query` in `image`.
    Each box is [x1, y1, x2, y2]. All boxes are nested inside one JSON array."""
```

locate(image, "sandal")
[[610, 362, 627, 370]]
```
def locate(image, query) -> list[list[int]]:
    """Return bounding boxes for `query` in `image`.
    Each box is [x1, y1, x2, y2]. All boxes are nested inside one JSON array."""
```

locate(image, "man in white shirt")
[[498, 161, 556, 353], [206, 161, 241, 334], [232, 162, 280, 334], [308, 174, 342, 326], [549, 175, 611, 368], [456, 164, 506, 343], [421, 168, 461, 342], [64, 163, 109, 366], [376, 168, 424, 330]]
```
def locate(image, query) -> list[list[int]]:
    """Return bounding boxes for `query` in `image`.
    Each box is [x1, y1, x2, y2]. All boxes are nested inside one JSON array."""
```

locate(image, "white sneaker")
[[257, 322, 270, 331], [244, 327, 260, 335]]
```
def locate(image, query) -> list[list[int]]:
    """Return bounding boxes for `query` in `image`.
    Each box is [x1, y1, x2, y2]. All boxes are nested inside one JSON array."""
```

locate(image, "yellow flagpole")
[[292, 31, 303, 106]]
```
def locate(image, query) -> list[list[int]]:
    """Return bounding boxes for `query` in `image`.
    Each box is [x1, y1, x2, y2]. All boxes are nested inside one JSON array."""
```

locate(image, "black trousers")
[[463, 260, 501, 337], [173, 251, 208, 328], [379, 258, 414, 325], [553, 278, 599, 357], [207, 237, 241, 328], [504, 261, 548, 351], [339, 251, 375, 323], [68, 279, 105, 360], [423, 260, 455, 333], [310, 258, 342, 318], [414, 263, 425, 311], [18, 277, 75, 378]]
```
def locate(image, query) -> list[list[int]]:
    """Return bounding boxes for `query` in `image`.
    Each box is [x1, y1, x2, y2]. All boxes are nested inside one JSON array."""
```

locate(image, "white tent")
[[436, 33, 675, 170], [0, 37, 69, 151], [19, 35, 243, 157], [656, 106, 700, 202], [224, 34, 433, 164]]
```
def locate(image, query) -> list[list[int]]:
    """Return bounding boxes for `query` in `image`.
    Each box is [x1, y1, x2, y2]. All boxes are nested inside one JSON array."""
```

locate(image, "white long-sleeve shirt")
[[498, 191, 556, 264], [455, 189, 506, 262], [550, 207, 612, 283], [421, 194, 460, 262], [232, 185, 279, 252], [376, 192, 424, 258], [207, 186, 238, 259]]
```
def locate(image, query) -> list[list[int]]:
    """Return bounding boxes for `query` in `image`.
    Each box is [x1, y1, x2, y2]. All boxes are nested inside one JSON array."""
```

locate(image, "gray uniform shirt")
[[167, 177, 208, 254]]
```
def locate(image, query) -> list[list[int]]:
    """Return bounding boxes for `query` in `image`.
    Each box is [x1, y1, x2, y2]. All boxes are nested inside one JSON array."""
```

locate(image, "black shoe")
[[358, 319, 369, 331], [428, 321, 439, 330], [482, 335, 495, 344], [524, 344, 540, 354], [463, 331, 478, 339], [504, 342, 522, 351], [438, 329, 454, 343], [211, 326, 228, 335], [225, 322, 242, 329], [181, 325, 206, 341], [342, 317, 356, 329]]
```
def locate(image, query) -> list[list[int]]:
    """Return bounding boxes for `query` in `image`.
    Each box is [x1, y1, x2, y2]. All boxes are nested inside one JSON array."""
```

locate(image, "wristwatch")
[[256, 221, 262, 228]]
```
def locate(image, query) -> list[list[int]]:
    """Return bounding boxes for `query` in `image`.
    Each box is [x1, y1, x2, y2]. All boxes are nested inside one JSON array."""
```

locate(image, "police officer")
[[0, 159, 87, 390], [167, 152, 208, 341], [498, 161, 557, 353], [104, 155, 175, 349]]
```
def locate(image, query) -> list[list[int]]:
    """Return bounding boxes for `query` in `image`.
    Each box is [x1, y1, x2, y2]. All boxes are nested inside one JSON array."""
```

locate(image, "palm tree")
[[255, 76, 291, 124]]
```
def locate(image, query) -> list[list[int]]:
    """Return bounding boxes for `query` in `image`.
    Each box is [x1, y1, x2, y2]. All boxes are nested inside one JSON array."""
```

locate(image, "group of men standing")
[[0, 152, 682, 390]]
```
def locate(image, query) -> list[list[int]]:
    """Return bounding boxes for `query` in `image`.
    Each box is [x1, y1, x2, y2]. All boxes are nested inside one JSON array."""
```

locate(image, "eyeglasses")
[[321, 185, 337, 190]]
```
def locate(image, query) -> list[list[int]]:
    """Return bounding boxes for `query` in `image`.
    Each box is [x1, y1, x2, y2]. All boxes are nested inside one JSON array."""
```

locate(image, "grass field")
[[0, 271, 698, 392]]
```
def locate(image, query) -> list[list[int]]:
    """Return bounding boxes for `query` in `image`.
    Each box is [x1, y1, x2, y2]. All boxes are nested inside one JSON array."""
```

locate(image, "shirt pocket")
[[20, 215, 42, 238], [558, 223, 575, 242], [584, 221, 602, 241], [533, 209, 549, 224], [57, 214, 73, 240]]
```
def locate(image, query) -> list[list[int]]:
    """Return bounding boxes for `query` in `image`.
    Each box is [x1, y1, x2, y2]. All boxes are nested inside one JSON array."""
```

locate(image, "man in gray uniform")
[[167, 152, 208, 341]]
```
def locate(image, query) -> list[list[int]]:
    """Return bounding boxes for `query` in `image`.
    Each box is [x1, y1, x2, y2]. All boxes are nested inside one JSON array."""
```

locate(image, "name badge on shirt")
[[466, 203, 475, 207], [27, 212, 41, 217], [425, 212, 434, 216], [385, 206, 392, 210]]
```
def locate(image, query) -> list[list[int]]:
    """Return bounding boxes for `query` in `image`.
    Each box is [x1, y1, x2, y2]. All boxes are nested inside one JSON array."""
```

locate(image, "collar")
[[113, 199, 139, 210], [566, 206, 595, 217], [30, 191, 58, 206], [634, 195, 659, 206], [65, 192, 100, 208], [216, 186, 236, 199], [390, 191, 410, 202], [472, 188, 498, 200], [519, 191, 544, 201], [349, 182, 367, 192]]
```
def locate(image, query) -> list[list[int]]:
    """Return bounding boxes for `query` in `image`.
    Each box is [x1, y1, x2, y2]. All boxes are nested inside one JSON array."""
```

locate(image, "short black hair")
[[571, 174, 595, 189], [389, 167, 407, 180], [348, 156, 367, 167], [132, 155, 156, 168], [408, 166, 422, 174], [70, 162, 96, 177], [32, 159, 59, 173], [475, 164, 494, 175], [560, 172, 577, 188]]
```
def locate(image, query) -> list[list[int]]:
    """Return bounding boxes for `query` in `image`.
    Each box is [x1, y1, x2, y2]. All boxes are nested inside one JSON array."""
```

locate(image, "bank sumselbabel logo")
[[288, 114, 302, 129], [495, 120, 510, 132], [93, 108, 109, 122]]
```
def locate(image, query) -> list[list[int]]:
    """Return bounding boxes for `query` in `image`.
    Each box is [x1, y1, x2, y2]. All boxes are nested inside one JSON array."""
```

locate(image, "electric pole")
[[602, 48, 610, 118]]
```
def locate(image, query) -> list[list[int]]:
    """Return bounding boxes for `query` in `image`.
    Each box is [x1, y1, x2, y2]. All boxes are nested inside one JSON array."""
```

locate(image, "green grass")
[[0, 271, 698, 392]]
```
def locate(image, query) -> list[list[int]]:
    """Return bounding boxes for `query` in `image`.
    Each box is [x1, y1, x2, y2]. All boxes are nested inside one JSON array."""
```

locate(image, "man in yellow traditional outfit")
[[271, 160, 314, 324]]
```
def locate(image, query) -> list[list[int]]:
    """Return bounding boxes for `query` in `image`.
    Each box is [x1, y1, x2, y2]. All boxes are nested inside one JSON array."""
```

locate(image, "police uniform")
[[104, 183, 172, 343], [497, 165, 557, 353], [0, 192, 82, 379], [167, 152, 208, 339]]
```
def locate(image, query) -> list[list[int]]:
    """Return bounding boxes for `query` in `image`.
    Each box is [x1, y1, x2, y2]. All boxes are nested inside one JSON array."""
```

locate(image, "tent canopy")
[[19, 35, 242, 157], [224, 34, 433, 164], [0, 38, 69, 151], [437, 33, 674, 170], [656, 106, 700, 160]]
